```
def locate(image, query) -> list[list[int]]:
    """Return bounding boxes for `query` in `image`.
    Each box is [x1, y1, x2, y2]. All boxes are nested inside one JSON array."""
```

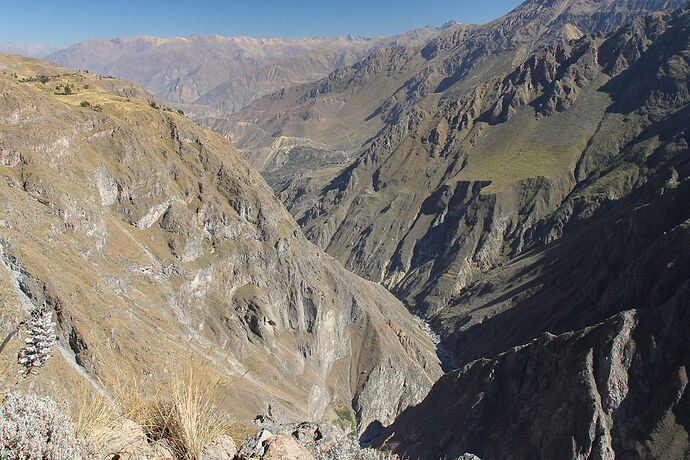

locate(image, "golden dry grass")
[[73, 382, 118, 454], [117, 362, 232, 460], [226, 419, 260, 447]]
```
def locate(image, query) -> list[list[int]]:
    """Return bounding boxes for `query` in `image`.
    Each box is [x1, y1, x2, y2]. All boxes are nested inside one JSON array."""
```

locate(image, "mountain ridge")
[[210, 0, 685, 164], [249, 1, 688, 320]]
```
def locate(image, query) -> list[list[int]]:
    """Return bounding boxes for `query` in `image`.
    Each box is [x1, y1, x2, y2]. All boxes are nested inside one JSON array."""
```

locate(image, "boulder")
[[236, 428, 276, 459], [200, 435, 237, 460], [98, 419, 174, 460], [263, 433, 313, 460]]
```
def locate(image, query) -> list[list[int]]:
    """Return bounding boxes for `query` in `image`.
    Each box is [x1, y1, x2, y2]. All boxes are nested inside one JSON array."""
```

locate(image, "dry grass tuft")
[[73, 383, 118, 455], [120, 363, 231, 460]]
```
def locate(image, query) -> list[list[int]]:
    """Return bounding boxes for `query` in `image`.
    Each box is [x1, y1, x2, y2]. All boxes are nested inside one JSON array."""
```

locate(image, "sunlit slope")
[[0, 53, 441, 430]]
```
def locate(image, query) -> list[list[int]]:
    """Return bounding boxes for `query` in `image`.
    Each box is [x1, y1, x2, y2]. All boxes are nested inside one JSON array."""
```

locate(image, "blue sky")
[[2, 0, 523, 47]]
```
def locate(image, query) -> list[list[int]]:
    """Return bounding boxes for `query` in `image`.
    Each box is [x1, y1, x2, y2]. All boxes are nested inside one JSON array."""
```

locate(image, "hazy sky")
[[2, 0, 523, 47]]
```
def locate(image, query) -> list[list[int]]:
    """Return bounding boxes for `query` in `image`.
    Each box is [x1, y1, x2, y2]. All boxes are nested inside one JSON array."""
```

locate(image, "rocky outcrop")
[[200, 436, 237, 460], [238, 429, 314, 460], [237, 421, 398, 459], [0, 54, 441, 432], [98, 419, 175, 460], [97, 420, 239, 460], [375, 295, 690, 459]]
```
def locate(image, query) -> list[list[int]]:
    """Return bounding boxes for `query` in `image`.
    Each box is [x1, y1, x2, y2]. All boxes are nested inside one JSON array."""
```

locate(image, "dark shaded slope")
[[376, 292, 690, 459], [376, 172, 689, 457], [441, 138, 690, 365]]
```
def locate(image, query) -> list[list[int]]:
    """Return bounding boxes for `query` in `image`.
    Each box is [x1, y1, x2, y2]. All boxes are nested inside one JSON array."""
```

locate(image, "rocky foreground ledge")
[[97, 418, 409, 460]]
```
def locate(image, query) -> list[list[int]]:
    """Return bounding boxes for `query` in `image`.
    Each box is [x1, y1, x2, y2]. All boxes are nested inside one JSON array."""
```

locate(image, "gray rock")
[[263, 433, 313, 460], [237, 421, 399, 459], [237, 428, 276, 459]]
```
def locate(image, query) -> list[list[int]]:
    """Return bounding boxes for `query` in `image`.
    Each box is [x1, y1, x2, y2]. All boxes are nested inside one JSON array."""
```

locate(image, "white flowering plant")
[[0, 307, 85, 459], [0, 305, 58, 403], [0, 305, 57, 382], [16, 308, 56, 377]]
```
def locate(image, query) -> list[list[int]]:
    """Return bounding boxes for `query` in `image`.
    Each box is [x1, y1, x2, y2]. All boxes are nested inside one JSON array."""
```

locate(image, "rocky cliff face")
[[365, 8, 690, 457], [0, 54, 441, 431], [431, 5, 690, 365]]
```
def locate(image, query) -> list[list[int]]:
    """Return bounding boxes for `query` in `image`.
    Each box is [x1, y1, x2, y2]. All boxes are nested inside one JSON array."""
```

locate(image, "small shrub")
[[226, 420, 258, 447], [79, 100, 90, 108], [63, 84, 72, 95], [167, 369, 229, 459], [149, 101, 159, 109], [333, 402, 356, 436], [0, 393, 83, 459], [92, 104, 103, 112], [177, 109, 185, 115]]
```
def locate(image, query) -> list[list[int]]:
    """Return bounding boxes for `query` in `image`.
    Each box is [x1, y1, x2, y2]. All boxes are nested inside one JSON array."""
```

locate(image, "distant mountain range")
[[45, 24, 457, 114], [209, 0, 685, 161]]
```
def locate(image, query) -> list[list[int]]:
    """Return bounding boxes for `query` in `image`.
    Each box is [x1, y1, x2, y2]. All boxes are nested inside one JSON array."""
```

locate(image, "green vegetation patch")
[[332, 401, 357, 437], [455, 75, 613, 192]]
